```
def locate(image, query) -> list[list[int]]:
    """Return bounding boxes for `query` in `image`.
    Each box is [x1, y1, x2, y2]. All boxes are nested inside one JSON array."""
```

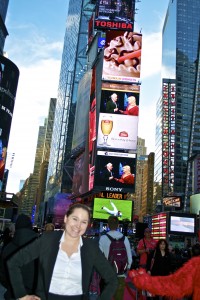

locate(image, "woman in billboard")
[[6, 203, 118, 300], [114, 165, 135, 185], [119, 96, 139, 116]]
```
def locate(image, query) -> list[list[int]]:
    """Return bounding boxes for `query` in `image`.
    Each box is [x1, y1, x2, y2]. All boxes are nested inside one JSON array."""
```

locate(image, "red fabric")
[[129, 256, 200, 300], [137, 237, 157, 266], [124, 105, 139, 116], [118, 174, 135, 184]]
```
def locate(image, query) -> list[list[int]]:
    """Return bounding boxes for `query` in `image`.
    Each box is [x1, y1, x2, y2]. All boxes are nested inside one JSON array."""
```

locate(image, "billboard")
[[89, 68, 97, 192], [100, 84, 140, 114], [97, 113, 138, 151], [0, 56, 19, 189], [102, 30, 142, 83], [163, 196, 181, 208], [93, 198, 133, 221], [71, 70, 92, 156], [94, 151, 136, 193], [94, 0, 135, 31]]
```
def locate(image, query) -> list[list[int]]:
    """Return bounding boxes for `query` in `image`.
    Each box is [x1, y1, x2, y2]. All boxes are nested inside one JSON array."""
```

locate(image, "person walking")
[[0, 214, 38, 300], [146, 239, 172, 300], [99, 216, 132, 300], [137, 228, 157, 269], [6, 203, 118, 300]]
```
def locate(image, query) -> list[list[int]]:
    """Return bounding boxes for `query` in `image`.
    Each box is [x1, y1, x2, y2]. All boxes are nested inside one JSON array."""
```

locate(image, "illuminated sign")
[[162, 80, 176, 195], [94, 0, 135, 31], [0, 56, 19, 190], [93, 198, 133, 221], [94, 151, 136, 193], [102, 30, 142, 83], [151, 213, 167, 240]]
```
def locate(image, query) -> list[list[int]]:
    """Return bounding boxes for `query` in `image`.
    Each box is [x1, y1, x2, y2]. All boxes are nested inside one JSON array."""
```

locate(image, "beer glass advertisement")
[[97, 113, 138, 151], [94, 151, 136, 193], [94, 0, 135, 31], [102, 30, 142, 83]]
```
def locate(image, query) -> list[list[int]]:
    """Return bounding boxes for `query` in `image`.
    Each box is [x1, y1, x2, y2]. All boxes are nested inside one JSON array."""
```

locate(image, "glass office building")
[[45, 0, 95, 200], [0, 0, 9, 53], [155, 0, 200, 211]]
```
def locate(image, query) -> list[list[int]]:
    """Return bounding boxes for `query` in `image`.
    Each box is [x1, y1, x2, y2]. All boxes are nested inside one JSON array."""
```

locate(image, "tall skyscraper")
[[45, 0, 95, 200], [0, 0, 9, 54], [155, 0, 200, 211]]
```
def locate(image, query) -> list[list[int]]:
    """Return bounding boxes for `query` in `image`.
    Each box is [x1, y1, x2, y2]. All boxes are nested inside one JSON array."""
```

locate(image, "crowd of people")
[[0, 206, 199, 300]]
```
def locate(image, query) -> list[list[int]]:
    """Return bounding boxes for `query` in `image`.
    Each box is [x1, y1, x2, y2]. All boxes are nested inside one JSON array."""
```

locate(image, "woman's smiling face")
[[64, 208, 89, 238]]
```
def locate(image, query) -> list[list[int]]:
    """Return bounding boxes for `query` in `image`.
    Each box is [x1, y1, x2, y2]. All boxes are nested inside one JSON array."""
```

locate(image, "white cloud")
[[6, 58, 61, 193], [140, 31, 162, 79]]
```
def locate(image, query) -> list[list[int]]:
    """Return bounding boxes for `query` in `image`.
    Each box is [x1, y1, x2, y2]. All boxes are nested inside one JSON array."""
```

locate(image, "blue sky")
[[4, 0, 168, 193]]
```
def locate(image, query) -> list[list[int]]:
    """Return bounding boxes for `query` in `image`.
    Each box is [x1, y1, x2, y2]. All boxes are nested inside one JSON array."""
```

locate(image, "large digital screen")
[[97, 113, 138, 151], [100, 85, 139, 115], [168, 213, 197, 236], [71, 70, 92, 156], [94, 151, 136, 193], [0, 56, 19, 190], [94, 0, 135, 31], [93, 198, 133, 221], [102, 30, 142, 83], [163, 196, 181, 208]]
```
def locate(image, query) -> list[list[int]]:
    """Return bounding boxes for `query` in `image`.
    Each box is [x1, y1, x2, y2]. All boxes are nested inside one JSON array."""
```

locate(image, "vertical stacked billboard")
[[162, 79, 176, 196], [92, 0, 142, 214], [0, 56, 19, 191], [71, 0, 142, 222]]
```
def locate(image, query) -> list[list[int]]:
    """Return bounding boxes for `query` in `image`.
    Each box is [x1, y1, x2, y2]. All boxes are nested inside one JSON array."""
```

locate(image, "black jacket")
[[7, 231, 118, 300], [0, 228, 38, 299], [146, 249, 171, 276]]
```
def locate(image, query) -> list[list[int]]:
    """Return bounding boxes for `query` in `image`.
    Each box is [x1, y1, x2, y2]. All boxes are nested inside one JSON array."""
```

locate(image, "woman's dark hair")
[[65, 203, 91, 220], [156, 239, 169, 253]]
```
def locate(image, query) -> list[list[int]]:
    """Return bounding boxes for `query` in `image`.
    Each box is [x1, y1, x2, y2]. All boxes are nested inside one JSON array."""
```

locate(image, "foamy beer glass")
[[100, 114, 113, 146]]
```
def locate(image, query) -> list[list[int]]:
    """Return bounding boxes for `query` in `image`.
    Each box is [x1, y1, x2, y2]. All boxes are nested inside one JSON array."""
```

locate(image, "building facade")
[[45, 0, 95, 200], [0, 0, 9, 54], [155, 0, 200, 211]]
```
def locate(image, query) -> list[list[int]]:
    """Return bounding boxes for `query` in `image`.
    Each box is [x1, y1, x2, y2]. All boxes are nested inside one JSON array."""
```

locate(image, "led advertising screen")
[[102, 30, 142, 83], [100, 84, 139, 115], [94, 0, 135, 31], [94, 151, 136, 193], [93, 198, 133, 221], [71, 70, 92, 156], [0, 57, 19, 189], [168, 212, 197, 236], [97, 113, 138, 151], [163, 196, 181, 208]]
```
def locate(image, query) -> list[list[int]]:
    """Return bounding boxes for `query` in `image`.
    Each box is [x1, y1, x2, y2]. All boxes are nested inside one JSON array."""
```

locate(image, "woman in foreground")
[[7, 203, 118, 300], [129, 255, 200, 299]]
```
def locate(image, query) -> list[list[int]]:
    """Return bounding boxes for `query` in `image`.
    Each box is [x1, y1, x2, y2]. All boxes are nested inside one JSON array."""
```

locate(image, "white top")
[[49, 233, 83, 295]]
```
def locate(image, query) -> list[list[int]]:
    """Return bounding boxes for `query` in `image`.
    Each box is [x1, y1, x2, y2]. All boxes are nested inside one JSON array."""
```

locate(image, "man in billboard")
[[101, 200, 122, 218], [101, 162, 114, 182], [106, 93, 119, 114]]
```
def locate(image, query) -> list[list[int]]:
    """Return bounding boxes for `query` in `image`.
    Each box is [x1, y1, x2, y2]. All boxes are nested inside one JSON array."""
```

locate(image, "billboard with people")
[[93, 151, 136, 193]]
